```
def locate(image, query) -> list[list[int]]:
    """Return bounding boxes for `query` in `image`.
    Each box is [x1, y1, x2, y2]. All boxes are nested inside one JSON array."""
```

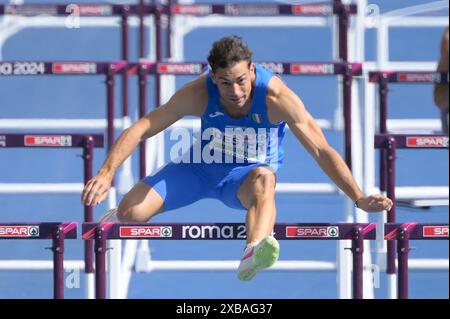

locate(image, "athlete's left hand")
[[357, 194, 393, 213]]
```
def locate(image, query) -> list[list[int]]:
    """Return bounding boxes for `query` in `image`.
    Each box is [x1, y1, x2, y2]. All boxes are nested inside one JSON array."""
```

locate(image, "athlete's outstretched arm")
[[267, 77, 393, 213], [81, 77, 206, 206]]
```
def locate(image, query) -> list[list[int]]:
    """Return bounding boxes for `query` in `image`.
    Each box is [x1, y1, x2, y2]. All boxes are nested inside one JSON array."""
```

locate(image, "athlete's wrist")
[[354, 197, 365, 208]]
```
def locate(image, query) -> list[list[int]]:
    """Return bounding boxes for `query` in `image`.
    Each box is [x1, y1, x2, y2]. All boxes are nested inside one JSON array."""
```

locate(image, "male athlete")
[[82, 35, 393, 281]]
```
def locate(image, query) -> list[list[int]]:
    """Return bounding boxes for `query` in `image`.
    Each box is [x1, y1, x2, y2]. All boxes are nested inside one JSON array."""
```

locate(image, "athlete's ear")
[[249, 62, 255, 75]]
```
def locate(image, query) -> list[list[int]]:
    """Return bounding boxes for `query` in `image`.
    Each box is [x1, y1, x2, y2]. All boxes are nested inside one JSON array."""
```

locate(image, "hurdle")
[[0, 222, 77, 299], [374, 133, 449, 297], [82, 222, 376, 299], [153, 1, 356, 61], [370, 69, 449, 298], [0, 133, 103, 298], [0, 61, 128, 151], [0, 3, 137, 120], [384, 223, 449, 299]]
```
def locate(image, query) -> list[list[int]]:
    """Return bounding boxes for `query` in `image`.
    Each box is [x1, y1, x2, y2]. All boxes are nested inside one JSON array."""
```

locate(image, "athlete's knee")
[[116, 183, 164, 222], [116, 202, 138, 222], [251, 167, 276, 197], [240, 167, 276, 207], [117, 202, 153, 222], [117, 195, 162, 222]]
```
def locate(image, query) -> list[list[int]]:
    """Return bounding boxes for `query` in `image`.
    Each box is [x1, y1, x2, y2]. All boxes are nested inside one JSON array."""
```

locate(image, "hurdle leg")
[[351, 226, 364, 299], [52, 224, 65, 299], [397, 228, 409, 299], [83, 136, 95, 299], [386, 137, 398, 299], [95, 226, 107, 299]]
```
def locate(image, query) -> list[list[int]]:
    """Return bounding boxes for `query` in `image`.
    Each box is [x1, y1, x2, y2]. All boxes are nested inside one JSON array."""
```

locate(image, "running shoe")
[[237, 235, 279, 281]]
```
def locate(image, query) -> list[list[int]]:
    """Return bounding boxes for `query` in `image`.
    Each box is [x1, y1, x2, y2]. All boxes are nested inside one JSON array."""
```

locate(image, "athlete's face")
[[212, 61, 255, 110]]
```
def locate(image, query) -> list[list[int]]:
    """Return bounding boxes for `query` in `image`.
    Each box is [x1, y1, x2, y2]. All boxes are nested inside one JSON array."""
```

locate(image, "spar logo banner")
[[397, 72, 441, 83], [0, 226, 40, 238], [291, 4, 332, 15], [171, 4, 212, 15], [52, 63, 97, 74], [119, 226, 173, 238], [406, 136, 449, 148], [157, 63, 203, 74], [423, 226, 449, 238], [290, 63, 335, 74], [286, 226, 339, 238], [24, 135, 72, 147], [78, 5, 113, 16]]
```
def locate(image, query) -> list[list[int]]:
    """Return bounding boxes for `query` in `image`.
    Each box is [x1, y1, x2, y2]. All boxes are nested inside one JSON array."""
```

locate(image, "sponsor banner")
[[0, 226, 40, 238], [24, 135, 72, 147], [406, 136, 449, 148], [52, 63, 97, 74], [157, 63, 203, 74], [292, 4, 332, 15], [423, 226, 449, 238], [0, 62, 46, 75], [78, 5, 113, 16], [396, 72, 440, 83], [5, 5, 58, 16], [286, 226, 339, 238], [182, 225, 247, 239], [119, 226, 172, 238], [259, 62, 284, 74], [0, 136, 5, 147], [225, 4, 279, 16], [171, 4, 212, 15], [290, 63, 335, 75]]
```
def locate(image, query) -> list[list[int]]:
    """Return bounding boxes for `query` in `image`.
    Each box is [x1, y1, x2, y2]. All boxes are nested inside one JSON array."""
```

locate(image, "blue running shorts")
[[141, 161, 272, 211]]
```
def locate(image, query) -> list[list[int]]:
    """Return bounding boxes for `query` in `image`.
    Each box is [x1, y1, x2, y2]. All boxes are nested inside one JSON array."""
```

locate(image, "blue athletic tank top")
[[200, 64, 287, 171]]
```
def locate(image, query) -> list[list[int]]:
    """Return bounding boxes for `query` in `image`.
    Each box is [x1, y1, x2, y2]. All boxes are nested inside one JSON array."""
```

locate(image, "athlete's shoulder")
[[168, 73, 208, 117], [266, 75, 286, 103], [182, 73, 208, 95]]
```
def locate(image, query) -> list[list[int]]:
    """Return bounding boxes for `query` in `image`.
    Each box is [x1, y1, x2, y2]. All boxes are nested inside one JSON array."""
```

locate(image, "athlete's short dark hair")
[[207, 35, 253, 73]]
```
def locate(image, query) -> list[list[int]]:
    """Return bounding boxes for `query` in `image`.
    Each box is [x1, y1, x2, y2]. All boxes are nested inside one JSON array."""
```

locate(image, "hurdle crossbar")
[[82, 222, 376, 299], [0, 222, 77, 299]]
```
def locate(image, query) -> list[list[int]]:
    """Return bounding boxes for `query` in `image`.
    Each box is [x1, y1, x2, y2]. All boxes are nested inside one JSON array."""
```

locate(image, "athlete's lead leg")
[[236, 166, 279, 281]]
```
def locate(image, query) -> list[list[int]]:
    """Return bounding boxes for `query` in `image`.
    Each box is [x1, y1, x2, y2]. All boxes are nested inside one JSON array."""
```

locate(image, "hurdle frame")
[[0, 222, 77, 299], [0, 133, 103, 298], [370, 70, 449, 298], [385, 223, 449, 299]]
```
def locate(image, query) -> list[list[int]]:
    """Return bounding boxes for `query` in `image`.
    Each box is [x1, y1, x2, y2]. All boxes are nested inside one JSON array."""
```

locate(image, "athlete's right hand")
[[81, 172, 113, 206]]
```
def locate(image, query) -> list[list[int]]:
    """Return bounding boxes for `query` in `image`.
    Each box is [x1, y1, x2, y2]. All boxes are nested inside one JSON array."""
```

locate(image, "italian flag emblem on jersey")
[[252, 113, 263, 124]]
